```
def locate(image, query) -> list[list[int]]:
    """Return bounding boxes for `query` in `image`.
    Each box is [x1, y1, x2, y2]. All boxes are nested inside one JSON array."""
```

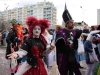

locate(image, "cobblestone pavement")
[[0, 47, 86, 75]]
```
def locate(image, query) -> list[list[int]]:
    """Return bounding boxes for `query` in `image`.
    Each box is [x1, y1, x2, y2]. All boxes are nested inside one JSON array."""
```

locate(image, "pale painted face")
[[33, 26, 41, 37]]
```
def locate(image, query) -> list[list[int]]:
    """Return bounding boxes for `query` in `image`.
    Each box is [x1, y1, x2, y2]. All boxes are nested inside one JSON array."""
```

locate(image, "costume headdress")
[[62, 3, 73, 24], [39, 18, 50, 33], [11, 19, 18, 25], [86, 30, 100, 41]]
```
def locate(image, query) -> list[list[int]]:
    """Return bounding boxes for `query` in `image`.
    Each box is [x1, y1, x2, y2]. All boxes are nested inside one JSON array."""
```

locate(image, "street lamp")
[[80, 6, 85, 26]]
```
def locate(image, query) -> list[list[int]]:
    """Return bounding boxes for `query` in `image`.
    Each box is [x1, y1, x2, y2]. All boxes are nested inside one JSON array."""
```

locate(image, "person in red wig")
[[7, 16, 55, 75]]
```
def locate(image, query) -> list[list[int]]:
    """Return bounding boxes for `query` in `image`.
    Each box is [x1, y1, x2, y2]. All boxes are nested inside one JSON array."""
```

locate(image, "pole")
[[80, 6, 85, 26]]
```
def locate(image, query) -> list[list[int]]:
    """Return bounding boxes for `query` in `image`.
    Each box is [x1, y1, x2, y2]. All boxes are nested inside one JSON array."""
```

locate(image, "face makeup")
[[33, 26, 41, 38]]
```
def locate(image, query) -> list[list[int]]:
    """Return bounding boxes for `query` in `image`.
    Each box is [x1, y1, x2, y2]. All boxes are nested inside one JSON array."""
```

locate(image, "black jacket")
[[6, 30, 19, 59], [55, 29, 82, 64]]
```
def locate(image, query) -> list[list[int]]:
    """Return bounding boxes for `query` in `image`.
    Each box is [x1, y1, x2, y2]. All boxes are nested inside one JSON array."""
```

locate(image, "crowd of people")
[[0, 30, 7, 46], [1, 3, 100, 75]]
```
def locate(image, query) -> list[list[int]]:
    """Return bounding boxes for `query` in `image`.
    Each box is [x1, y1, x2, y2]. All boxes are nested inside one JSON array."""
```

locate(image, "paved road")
[[49, 61, 86, 75], [0, 47, 86, 75], [0, 47, 10, 75]]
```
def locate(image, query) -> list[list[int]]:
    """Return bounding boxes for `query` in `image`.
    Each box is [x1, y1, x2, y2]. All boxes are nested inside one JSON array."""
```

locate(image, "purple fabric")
[[74, 60, 82, 75], [56, 29, 81, 75], [57, 29, 67, 40], [71, 30, 76, 38], [57, 53, 68, 75], [57, 53, 81, 75], [57, 29, 76, 40]]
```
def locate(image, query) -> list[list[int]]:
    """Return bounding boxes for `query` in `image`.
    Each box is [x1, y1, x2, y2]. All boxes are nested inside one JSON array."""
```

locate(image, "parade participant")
[[76, 32, 89, 69], [97, 25, 100, 59], [90, 26, 95, 32], [82, 26, 90, 43], [75, 33, 85, 69], [52, 25, 62, 43], [7, 16, 55, 75], [1, 30, 7, 46], [6, 19, 22, 75], [84, 30, 100, 75], [11, 19, 25, 46], [43, 29, 55, 72], [55, 3, 82, 75]]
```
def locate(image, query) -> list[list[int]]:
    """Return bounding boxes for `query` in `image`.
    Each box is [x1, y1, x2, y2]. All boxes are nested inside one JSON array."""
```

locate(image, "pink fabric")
[[16, 65, 19, 71], [10, 68, 14, 73], [10, 65, 19, 73]]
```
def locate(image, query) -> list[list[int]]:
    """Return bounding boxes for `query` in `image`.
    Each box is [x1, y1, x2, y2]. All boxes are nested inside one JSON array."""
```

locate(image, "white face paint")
[[33, 26, 41, 38]]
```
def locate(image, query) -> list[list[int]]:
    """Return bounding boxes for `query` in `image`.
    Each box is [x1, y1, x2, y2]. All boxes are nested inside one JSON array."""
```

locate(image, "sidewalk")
[[0, 45, 7, 48], [0, 47, 87, 75], [0, 42, 6, 47]]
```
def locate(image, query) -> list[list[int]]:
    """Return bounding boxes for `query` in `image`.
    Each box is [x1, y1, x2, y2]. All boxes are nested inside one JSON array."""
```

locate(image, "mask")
[[33, 26, 41, 37]]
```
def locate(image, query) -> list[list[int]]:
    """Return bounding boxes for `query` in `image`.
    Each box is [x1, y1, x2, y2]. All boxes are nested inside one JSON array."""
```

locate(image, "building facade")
[[0, 12, 3, 21], [97, 9, 100, 25], [1, 1, 57, 26], [62, 21, 88, 30], [0, 12, 3, 30]]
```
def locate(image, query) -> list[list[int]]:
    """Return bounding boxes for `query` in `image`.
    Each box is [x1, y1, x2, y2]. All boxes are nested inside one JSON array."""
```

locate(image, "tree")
[[0, 20, 12, 31]]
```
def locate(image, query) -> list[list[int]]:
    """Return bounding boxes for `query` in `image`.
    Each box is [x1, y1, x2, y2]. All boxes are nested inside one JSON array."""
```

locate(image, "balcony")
[[38, 4, 43, 7]]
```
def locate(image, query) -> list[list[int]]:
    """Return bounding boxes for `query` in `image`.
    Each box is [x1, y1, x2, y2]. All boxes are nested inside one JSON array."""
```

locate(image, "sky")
[[0, 0, 100, 26]]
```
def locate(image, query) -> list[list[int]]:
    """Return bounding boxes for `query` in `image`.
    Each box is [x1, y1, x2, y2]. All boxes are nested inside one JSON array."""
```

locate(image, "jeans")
[[85, 62, 98, 75]]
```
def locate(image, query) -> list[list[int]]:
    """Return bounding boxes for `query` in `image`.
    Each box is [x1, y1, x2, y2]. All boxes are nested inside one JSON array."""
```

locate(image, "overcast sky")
[[0, 0, 100, 26]]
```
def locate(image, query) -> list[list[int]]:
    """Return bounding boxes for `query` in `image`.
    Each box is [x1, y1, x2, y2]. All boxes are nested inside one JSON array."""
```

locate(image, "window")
[[47, 7, 51, 10], [31, 10, 33, 12], [30, 6, 33, 8], [31, 13, 33, 15], [27, 11, 30, 13]]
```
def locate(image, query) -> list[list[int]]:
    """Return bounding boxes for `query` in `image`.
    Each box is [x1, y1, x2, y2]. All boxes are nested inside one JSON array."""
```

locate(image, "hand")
[[11, 47, 14, 52], [7, 53, 18, 59], [50, 45, 55, 50]]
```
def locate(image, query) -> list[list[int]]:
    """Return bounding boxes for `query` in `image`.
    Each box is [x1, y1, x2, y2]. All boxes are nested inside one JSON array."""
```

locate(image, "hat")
[[11, 19, 18, 25], [86, 30, 100, 41], [62, 3, 73, 24]]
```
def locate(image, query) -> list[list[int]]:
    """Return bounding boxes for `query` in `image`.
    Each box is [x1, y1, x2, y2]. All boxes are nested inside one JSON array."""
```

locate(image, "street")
[[0, 47, 10, 75], [0, 47, 86, 75]]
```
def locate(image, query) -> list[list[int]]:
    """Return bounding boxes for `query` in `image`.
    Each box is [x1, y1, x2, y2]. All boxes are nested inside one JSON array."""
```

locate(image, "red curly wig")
[[26, 16, 50, 38], [39, 18, 50, 33]]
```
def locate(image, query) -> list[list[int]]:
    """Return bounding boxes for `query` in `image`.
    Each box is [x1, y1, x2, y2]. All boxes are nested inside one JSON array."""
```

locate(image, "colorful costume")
[[6, 24, 21, 75], [94, 62, 100, 75], [22, 37, 48, 75], [43, 31, 55, 72], [84, 30, 100, 75], [55, 3, 82, 75], [13, 16, 51, 75]]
